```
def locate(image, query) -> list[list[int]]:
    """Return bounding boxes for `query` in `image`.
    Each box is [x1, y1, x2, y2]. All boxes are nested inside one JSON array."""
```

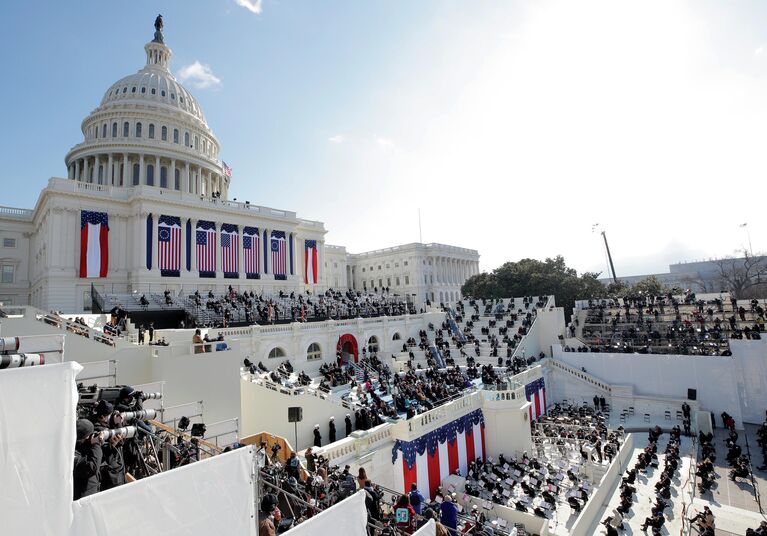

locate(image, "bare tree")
[[712, 250, 767, 299]]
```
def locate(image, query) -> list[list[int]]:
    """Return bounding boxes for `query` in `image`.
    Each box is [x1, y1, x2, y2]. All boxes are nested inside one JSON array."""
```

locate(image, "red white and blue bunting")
[[525, 377, 546, 422]]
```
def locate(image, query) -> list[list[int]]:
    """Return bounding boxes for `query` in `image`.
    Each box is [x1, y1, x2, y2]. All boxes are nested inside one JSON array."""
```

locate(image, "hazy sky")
[[1, 1, 765, 277]]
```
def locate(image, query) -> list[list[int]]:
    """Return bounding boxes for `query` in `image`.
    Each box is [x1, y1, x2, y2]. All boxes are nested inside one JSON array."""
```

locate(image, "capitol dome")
[[65, 19, 229, 200]]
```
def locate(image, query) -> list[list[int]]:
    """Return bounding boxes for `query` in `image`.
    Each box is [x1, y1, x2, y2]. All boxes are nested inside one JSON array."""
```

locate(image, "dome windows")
[[171, 93, 175, 100], [123, 122, 129, 137], [141, 87, 146, 94], [135, 122, 142, 138], [112, 122, 117, 138], [161, 126, 167, 141], [102, 124, 107, 138], [173, 129, 179, 144], [180, 96, 184, 103], [161, 90, 166, 97], [146, 164, 154, 186], [122, 87, 127, 94], [184, 132, 189, 146], [148, 124, 155, 139], [151, 88, 156, 95], [131, 87, 136, 93]]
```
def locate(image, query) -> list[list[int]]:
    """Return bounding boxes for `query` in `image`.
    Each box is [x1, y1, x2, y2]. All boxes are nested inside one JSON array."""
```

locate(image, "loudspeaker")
[[288, 407, 303, 423], [687, 389, 697, 401]]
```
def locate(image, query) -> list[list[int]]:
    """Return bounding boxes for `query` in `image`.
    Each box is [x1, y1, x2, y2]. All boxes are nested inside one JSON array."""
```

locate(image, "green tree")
[[631, 276, 667, 296], [461, 256, 605, 320]]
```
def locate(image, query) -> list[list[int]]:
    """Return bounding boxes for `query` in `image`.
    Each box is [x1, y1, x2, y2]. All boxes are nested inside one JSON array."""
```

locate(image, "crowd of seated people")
[[534, 403, 624, 465], [696, 429, 717, 494], [464, 450, 593, 520], [575, 293, 766, 356]]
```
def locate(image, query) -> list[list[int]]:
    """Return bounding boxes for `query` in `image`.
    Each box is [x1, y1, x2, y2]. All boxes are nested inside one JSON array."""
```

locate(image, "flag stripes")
[[221, 223, 239, 277], [196, 220, 216, 277], [305, 239, 318, 284], [525, 377, 546, 421], [79, 211, 109, 278], [271, 230, 287, 279], [158, 215, 181, 276], [243, 226, 260, 279]]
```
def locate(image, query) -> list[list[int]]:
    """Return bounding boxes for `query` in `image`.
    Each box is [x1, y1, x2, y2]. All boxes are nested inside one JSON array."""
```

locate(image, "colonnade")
[[427, 256, 479, 285], [67, 153, 227, 198]]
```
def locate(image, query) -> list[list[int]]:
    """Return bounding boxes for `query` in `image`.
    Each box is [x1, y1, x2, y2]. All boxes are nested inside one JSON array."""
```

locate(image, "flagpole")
[[740, 223, 753, 256], [418, 208, 423, 243]]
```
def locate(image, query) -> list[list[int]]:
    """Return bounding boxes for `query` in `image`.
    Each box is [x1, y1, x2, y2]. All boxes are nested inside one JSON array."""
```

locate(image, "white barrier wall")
[[552, 342, 767, 427]]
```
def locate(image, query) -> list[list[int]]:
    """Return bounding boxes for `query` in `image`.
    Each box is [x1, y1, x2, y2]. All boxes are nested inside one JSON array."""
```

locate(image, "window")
[[367, 336, 379, 353], [141, 87, 146, 94], [161, 90, 166, 97], [392, 333, 401, 341], [122, 87, 127, 94], [370, 280, 374, 288], [194, 136, 199, 150], [171, 93, 175, 100], [123, 122, 129, 137], [135, 122, 142, 138], [112, 122, 117, 137], [161, 126, 167, 141], [102, 124, 107, 138], [146, 164, 154, 186], [362, 268, 366, 272], [268, 347, 286, 359], [387, 278, 391, 287], [180, 96, 184, 103], [378, 265, 382, 270], [174, 169, 180, 190], [3, 238, 16, 248], [151, 88, 156, 95], [404, 261, 408, 266], [174, 129, 179, 144], [132, 164, 140, 185], [148, 124, 155, 139], [405, 276, 409, 285], [378, 279, 383, 288], [184, 132, 190, 146], [307, 343, 321, 361], [160, 166, 167, 188], [396, 277, 400, 286], [1, 265, 14, 284], [424, 275, 428, 284], [131, 86, 136, 93]]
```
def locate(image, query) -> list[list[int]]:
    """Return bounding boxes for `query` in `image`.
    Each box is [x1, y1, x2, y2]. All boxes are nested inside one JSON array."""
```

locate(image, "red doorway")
[[337, 333, 359, 364]]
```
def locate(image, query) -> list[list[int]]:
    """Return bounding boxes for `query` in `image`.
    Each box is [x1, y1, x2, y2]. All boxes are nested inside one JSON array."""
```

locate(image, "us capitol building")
[[0, 22, 478, 312]]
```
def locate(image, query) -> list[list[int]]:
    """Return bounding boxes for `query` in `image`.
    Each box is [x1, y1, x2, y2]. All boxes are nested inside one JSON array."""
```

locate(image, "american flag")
[[271, 230, 286, 276], [223, 161, 232, 178], [221, 223, 239, 275], [196, 221, 217, 274], [243, 226, 260, 276], [158, 215, 181, 274]]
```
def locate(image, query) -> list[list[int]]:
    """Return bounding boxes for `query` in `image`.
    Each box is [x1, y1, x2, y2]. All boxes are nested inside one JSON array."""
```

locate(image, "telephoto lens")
[[139, 392, 163, 400], [99, 425, 137, 441], [120, 409, 157, 422]]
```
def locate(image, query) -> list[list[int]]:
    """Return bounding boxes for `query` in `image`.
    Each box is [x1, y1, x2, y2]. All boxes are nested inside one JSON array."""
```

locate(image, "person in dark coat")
[[328, 416, 336, 443], [89, 400, 127, 490], [73, 419, 103, 500], [345, 413, 353, 437], [313, 424, 322, 447]]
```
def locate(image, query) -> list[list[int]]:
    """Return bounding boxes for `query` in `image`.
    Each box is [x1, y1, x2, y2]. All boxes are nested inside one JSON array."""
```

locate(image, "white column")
[[155, 155, 161, 187], [139, 154, 146, 185], [122, 153, 128, 186], [190, 218, 197, 272], [74, 160, 81, 181], [151, 214, 159, 271], [107, 153, 114, 185], [238, 227, 244, 278], [184, 162, 190, 193], [138, 213, 147, 272], [170, 158, 176, 190]]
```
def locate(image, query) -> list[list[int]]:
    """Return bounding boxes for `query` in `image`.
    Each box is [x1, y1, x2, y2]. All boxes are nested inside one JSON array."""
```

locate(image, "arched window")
[[160, 166, 167, 188], [184, 132, 190, 146], [102, 124, 107, 138], [112, 122, 117, 138], [97, 165, 104, 184], [132, 163, 140, 185], [368, 336, 379, 354], [131, 86, 136, 93], [93, 125, 98, 139], [268, 347, 286, 359], [174, 168, 180, 190], [146, 164, 154, 186], [194, 136, 199, 150], [141, 87, 146, 94], [123, 122, 129, 137], [161, 90, 166, 97], [135, 122, 142, 138], [392, 333, 401, 341], [148, 124, 155, 139], [173, 129, 179, 144], [161, 126, 167, 141], [307, 343, 321, 361], [151, 88, 156, 95]]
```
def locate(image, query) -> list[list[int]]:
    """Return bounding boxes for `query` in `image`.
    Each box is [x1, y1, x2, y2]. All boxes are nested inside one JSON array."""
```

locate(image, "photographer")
[[256, 441, 269, 469], [90, 400, 126, 491], [73, 419, 103, 500]]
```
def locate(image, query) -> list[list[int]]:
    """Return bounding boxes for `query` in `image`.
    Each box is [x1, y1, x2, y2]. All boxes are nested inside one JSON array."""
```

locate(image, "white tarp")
[[71, 446, 257, 536], [284, 489, 368, 536], [0, 361, 81, 536], [413, 519, 436, 536]]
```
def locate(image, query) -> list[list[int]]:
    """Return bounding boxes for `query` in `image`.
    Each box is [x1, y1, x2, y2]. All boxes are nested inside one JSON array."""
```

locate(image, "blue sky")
[[1, 1, 766, 277]]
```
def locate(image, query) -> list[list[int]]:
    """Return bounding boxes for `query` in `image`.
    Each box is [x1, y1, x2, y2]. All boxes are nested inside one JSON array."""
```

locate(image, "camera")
[[136, 391, 162, 401], [99, 426, 137, 441], [271, 443, 282, 454], [120, 409, 157, 422]]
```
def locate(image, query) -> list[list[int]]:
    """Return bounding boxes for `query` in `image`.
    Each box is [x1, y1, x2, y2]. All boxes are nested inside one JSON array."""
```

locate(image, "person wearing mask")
[[73, 419, 103, 500], [313, 424, 322, 447], [91, 401, 126, 491], [329, 416, 337, 443], [258, 494, 279, 536], [346, 413, 353, 436]]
